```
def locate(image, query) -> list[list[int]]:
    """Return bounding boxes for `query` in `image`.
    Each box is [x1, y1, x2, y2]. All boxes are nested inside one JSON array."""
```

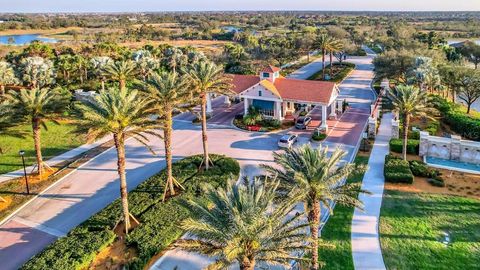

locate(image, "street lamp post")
[[19, 150, 30, 194]]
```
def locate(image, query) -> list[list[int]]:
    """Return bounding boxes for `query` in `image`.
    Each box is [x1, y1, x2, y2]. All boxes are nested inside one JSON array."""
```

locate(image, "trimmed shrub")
[[389, 139, 419, 155], [312, 133, 327, 141], [409, 160, 431, 177], [384, 155, 414, 184], [23, 154, 240, 270], [427, 177, 446, 187]]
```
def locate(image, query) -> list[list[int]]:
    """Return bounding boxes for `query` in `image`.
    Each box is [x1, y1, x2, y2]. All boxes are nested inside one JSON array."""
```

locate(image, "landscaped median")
[[307, 62, 355, 83], [22, 154, 240, 270]]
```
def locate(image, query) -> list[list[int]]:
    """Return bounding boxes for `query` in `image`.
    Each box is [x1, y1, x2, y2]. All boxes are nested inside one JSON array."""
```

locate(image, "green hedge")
[[432, 96, 480, 141], [389, 139, 419, 155], [23, 154, 240, 270], [408, 160, 431, 178], [384, 155, 414, 184]]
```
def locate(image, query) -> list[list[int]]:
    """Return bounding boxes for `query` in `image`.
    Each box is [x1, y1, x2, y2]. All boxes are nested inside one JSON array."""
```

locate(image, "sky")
[[0, 0, 479, 13]]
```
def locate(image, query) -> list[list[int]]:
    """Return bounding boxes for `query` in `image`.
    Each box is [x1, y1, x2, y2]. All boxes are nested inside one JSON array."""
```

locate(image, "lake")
[[447, 39, 480, 45], [0, 34, 58, 45]]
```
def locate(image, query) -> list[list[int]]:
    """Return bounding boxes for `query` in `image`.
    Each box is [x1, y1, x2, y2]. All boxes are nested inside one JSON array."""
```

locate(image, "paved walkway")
[[351, 112, 392, 270]]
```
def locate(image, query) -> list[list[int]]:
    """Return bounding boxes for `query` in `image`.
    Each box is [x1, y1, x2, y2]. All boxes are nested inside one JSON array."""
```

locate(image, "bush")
[[389, 139, 419, 155], [312, 133, 327, 141], [432, 96, 480, 141], [23, 154, 240, 270], [427, 177, 446, 187], [409, 160, 431, 177], [384, 155, 414, 184]]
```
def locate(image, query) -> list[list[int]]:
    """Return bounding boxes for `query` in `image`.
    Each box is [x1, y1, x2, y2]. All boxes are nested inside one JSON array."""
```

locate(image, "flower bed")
[[23, 154, 240, 270], [233, 118, 294, 132]]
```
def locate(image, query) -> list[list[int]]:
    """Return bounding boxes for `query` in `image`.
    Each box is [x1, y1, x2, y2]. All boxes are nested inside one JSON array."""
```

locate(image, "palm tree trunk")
[[0, 85, 5, 96], [32, 118, 44, 176], [240, 256, 255, 270], [120, 79, 126, 90], [163, 109, 176, 198], [113, 133, 131, 234], [201, 94, 210, 170], [402, 114, 410, 161], [329, 51, 333, 78], [308, 199, 321, 270], [101, 78, 105, 91], [322, 49, 326, 80]]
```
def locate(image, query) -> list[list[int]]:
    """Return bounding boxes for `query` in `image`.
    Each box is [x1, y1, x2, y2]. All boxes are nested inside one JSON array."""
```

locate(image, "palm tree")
[[103, 60, 138, 90], [315, 33, 333, 80], [328, 39, 343, 78], [388, 85, 430, 160], [186, 61, 233, 170], [143, 71, 193, 200], [0, 61, 18, 96], [262, 145, 366, 270], [4, 88, 68, 176], [178, 179, 310, 270], [76, 88, 161, 233]]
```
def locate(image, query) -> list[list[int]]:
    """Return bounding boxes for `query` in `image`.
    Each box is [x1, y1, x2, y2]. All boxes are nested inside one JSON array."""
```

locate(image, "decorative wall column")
[[451, 135, 462, 160], [329, 102, 337, 119], [368, 117, 377, 139], [321, 105, 328, 132], [224, 95, 231, 106], [275, 101, 283, 120], [206, 93, 213, 115], [391, 118, 399, 139], [243, 97, 249, 115], [419, 131, 429, 157]]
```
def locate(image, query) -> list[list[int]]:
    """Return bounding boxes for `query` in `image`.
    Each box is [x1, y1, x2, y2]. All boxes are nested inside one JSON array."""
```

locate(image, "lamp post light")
[[19, 150, 30, 194]]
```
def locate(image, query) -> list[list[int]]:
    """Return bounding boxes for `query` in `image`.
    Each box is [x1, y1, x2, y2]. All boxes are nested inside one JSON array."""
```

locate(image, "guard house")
[[230, 65, 340, 131]]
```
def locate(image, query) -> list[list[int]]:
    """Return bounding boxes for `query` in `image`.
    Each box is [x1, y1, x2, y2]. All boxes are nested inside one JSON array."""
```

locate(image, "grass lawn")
[[318, 154, 370, 270], [0, 120, 85, 174], [380, 190, 480, 270]]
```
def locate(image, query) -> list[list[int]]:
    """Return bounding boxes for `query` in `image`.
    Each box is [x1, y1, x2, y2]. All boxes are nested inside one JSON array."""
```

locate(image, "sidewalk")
[[351, 112, 392, 270], [0, 136, 111, 184]]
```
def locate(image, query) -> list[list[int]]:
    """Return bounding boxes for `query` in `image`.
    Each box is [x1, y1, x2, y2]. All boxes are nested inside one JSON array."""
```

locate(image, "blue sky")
[[1, 0, 479, 13]]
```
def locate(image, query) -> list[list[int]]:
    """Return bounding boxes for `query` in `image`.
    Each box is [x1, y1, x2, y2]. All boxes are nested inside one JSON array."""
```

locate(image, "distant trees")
[[457, 41, 480, 69]]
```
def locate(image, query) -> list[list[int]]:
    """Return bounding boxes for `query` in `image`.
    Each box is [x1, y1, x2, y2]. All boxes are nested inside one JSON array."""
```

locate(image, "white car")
[[278, 134, 298, 148]]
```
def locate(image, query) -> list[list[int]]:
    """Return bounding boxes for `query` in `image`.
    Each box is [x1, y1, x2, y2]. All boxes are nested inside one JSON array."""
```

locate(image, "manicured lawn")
[[318, 155, 370, 270], [0, 121, 85, 174], [380, 191, 480, 270]]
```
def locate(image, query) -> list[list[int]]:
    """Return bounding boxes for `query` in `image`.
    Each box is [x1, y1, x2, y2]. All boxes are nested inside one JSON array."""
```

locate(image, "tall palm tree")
[[388, 85, 430, 160], [102, 60, 137, 90], [0, 61, 18, 96], [186, 61, 233, 170], [178, 179, 310, 270], [262, 145, 366, 270], [315, 33, 333, 80], [76, 88, 161, 233], [328, 39, 343, 78], [4, 88, 68, 176], [143, 70, 193, 200]]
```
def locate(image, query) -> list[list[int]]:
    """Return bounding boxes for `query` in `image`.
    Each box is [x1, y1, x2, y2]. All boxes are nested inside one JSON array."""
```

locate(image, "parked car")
[[278, 134, 298, 148], [295, 116, 312, 129]]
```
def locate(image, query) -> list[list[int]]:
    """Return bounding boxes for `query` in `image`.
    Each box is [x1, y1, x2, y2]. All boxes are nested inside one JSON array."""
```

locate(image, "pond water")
[[0, 34, 58, 45], [426, 156, 480, 174], [447, 39, 480, 45]]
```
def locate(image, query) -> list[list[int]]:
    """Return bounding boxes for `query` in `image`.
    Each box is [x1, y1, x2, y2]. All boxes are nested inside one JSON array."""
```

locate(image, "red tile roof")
[[230, 74, 337, 105], [261, 65, 281, 73], [230, 74, 260, 94]]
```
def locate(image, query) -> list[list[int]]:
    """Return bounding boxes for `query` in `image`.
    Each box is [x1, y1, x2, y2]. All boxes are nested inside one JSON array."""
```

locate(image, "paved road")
[[351, 113, 392, 270]]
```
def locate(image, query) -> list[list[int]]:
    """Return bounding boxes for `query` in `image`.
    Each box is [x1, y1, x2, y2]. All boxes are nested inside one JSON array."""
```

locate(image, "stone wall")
[[419, 131, 480, 165]]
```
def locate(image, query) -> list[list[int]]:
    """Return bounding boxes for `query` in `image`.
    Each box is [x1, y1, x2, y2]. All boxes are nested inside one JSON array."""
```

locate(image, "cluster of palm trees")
[[179, 144, 366, 270], [315, 33, 344, 80]]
